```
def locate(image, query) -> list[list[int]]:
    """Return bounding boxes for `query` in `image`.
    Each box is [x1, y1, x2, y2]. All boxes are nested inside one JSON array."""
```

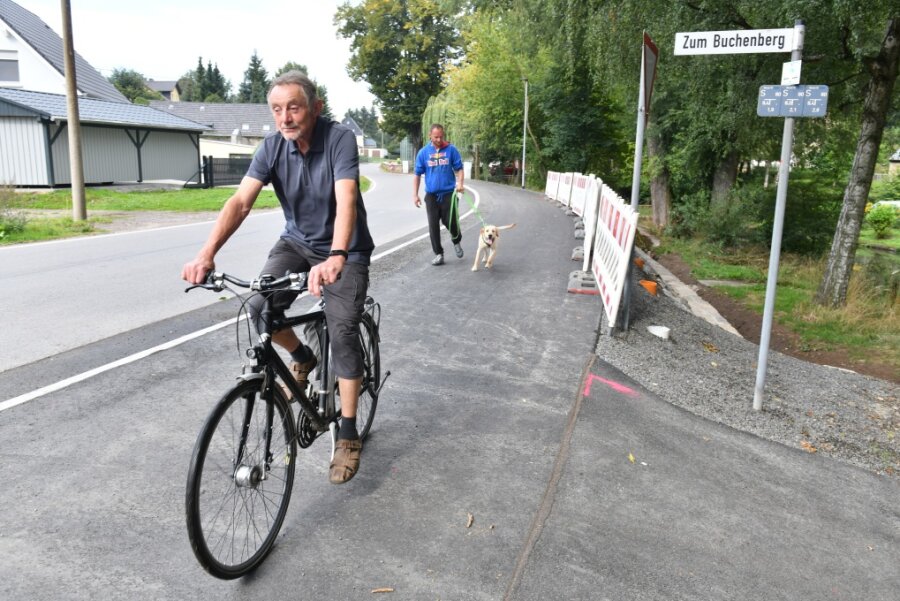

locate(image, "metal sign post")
[[752, 21, 806, 411], [620, 32, 658, 332], [521, 78, 528, 189], [675, 20, 830, 411]]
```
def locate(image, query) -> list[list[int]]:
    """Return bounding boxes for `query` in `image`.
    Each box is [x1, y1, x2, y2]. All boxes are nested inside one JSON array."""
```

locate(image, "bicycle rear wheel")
[[356, 312, 380, 440], [185, 378, 296, 579]]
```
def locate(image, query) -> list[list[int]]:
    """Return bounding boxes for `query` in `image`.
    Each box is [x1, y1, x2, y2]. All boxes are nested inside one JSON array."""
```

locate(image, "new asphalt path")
[[0, 179, 896, 600]]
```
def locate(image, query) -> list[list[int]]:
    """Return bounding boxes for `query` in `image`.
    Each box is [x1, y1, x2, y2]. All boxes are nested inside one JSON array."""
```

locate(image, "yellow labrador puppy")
[[472, 223, 516, 271]]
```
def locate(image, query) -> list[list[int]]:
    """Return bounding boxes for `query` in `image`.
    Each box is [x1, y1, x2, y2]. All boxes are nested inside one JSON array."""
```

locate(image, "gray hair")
[[268, 70, 319, 107]]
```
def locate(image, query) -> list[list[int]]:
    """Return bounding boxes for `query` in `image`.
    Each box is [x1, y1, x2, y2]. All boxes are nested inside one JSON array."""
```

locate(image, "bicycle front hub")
[[233, 464, 264, 488]]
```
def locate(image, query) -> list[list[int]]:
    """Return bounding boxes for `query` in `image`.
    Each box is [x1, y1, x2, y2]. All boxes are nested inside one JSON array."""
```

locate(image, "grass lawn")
[[4, 187, 281, 212], [0, 177, 371, 244], [654, 233, 899, 372], [859, 224, 900, 252]]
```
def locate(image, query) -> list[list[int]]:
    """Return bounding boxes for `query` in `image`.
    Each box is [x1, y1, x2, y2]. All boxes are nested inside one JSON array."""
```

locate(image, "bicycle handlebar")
[[185, 271, 309, 294]]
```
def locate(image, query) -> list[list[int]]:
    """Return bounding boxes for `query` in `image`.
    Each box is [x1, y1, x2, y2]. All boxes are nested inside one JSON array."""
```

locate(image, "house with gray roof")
[[341, 115, 386, 158], [0, 0, 127, 102], [146, 80, 181, 102], [148, 100, 274, 146], [0, 88, 208, 186]]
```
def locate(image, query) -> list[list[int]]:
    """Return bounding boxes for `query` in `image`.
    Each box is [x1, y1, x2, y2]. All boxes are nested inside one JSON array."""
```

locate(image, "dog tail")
[[498, 223, 517, 231]]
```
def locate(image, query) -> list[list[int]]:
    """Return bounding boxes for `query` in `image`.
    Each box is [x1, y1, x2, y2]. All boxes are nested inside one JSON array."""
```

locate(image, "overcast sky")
[[27, 0, 376, 118]]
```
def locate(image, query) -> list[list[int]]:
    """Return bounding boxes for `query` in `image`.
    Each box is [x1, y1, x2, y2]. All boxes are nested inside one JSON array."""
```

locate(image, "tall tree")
[[195, 57, 208, 100], [108, 68, 163, 104], [816, 18, 900, 307], [275, 61, 310, 77], [238, 51, 270, 103], [273, 62, 334, 118], [346, 105, 380, 138], [335, 0, 460, 149], [176, 69, 196, 102], [177, 57, 230, 102], [204, 62, 231, 102]]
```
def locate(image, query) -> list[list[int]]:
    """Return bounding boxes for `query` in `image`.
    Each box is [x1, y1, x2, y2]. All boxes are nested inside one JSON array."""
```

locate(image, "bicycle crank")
[[296, 410, 320, 448]]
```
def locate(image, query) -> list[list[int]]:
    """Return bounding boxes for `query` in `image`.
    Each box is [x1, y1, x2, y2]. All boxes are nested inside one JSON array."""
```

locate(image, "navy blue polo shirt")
[[247, 117, 374, 265]]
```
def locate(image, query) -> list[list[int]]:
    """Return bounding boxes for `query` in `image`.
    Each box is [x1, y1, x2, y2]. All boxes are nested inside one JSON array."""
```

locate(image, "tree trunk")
[[816, 18, 900, 308], [711, 149, 739, 205], [646, 126, 672, 228]]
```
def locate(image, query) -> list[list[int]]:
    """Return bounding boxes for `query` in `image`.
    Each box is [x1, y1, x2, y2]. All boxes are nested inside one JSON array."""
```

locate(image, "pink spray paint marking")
[[583, 373, 638, 397]]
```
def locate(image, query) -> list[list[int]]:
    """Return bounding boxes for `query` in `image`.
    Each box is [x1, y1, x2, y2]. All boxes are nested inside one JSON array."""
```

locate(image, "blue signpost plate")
[[756, 85, 828, 118], [757, 85, 782, 116]]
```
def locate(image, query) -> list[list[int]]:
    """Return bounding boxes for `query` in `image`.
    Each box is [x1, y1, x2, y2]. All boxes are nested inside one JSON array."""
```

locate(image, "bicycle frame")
[[251, 298, 334, 434]]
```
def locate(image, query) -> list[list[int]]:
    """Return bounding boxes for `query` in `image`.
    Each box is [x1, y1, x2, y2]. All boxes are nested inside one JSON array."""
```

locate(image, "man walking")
[[413, 124, 465, 265]]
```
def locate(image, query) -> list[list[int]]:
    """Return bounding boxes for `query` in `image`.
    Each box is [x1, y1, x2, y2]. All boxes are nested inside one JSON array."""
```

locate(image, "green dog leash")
[[450, 190, 487, 232]]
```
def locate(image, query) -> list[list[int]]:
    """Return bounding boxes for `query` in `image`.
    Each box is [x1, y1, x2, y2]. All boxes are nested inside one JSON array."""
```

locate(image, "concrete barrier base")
[[567, 270, 599, 295]]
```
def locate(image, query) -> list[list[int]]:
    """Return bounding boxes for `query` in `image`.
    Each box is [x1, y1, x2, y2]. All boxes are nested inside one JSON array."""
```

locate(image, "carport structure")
[[0, 88, 208, 187]]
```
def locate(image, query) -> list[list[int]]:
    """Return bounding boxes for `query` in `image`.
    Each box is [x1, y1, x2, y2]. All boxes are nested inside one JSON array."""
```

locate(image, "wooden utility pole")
[[60, 0, 86, 220]]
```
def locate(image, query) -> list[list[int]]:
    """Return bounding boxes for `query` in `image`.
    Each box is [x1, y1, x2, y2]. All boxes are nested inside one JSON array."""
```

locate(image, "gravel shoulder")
[[597, 249, 898, 477]]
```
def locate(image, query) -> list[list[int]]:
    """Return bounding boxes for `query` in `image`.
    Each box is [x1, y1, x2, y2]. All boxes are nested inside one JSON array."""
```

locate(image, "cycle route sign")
[[757, 85, 829, 117]]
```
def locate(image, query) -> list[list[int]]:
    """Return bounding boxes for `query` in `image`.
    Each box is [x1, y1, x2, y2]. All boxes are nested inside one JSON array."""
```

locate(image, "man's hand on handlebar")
[[308, 255, 345, 297], [182, 257, 215, 285]]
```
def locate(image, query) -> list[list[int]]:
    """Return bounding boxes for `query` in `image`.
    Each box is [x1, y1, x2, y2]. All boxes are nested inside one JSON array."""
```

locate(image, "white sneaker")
[[431, 254, 444, 266], [454, 243, 464, 258]]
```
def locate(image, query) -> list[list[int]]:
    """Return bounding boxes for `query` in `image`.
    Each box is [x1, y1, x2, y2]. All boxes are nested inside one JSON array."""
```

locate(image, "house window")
[[0, 50, 19, 82]]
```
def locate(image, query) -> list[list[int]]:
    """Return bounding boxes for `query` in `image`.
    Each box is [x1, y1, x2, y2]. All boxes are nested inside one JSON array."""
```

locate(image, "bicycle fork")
[[232, 387, 277, 489]]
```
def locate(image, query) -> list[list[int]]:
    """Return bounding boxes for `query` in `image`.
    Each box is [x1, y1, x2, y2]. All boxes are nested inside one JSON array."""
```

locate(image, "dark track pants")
[[424, 192, 462, 256]]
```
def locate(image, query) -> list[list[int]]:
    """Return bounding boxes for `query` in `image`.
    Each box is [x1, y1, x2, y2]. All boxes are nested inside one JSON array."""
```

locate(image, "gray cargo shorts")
[[248, 237, 369, 379]]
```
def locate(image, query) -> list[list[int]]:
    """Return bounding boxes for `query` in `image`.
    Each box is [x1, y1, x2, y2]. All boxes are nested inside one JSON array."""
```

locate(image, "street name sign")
[[675, 28, 796, 55], [757, 85, 829, 118]]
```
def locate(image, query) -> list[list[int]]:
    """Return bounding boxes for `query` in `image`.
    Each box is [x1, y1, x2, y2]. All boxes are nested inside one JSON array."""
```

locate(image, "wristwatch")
[[329, 249, 349, 259]]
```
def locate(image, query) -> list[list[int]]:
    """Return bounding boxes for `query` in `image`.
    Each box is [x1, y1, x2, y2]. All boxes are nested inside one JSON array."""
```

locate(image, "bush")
[[703, 186, 768, 248], [866, 203, 898, 239], [669, 190, 710, 238], [759, 184, 842, 255], [869, 174, 900, 202], [670, 187, 767, 248], [0, 187, 27, 238]]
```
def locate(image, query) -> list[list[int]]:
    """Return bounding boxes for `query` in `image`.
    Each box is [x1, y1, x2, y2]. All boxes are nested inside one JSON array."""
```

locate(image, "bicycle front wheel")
[[356, 312, 381, 440], [185, 378, 296, 579]]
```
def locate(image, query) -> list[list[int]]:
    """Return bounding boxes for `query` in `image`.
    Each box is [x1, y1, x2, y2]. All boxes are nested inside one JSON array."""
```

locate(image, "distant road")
[[0, 163, 422, 372]]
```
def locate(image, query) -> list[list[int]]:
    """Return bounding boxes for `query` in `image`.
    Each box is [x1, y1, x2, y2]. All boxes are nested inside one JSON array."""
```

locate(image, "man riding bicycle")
[[181, 70, 374, 484]]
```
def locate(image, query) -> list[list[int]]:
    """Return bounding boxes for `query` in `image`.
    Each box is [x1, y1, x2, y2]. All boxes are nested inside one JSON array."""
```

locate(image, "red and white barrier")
[[544, 171, 561, 201], [591, 185, 638, 326], [569, 173, 592, 217], [557, 172, 574, 208], [581, 177, 602, 273]]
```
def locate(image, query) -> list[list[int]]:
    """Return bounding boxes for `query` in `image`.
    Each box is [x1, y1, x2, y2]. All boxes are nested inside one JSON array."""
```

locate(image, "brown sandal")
[[329, 438, 362, 484]]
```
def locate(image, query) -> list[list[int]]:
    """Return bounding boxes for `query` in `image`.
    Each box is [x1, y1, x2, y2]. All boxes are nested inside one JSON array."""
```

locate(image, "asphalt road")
[[0, 176, 896, 600], [0, 162, 419, 372]]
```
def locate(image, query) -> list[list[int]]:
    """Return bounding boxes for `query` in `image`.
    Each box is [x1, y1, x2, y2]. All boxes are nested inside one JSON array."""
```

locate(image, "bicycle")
[[183, 270, 388, 579]]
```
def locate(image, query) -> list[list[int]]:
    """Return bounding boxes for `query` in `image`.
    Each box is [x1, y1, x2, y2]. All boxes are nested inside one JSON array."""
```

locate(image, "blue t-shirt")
[[247, 117, 374, 265], [414, 142, 463, 196]]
